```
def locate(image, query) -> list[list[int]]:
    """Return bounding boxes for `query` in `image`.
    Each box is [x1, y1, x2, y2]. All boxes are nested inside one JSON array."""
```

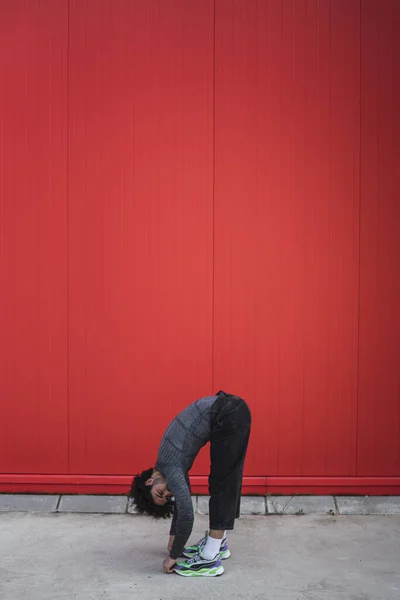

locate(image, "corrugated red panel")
[[357, 0, 400, 476], [0, 0, 69, 473], [214, 0, 360, 477], [67, 0, 214, 475]]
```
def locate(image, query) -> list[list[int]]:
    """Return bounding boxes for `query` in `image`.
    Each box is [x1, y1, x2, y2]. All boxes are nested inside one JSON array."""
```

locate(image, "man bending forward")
[[129, 390, 251, 577]]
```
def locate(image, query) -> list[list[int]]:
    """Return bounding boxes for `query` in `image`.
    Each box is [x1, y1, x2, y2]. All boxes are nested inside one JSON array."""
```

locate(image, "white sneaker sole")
[[174, 565, 224, 577], [182, 548, 231, 560]]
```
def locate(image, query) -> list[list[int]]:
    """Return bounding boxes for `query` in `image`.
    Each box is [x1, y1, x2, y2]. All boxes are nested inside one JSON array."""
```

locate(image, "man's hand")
[[163, 556, 177, 574], [167, 535, 175, 552]]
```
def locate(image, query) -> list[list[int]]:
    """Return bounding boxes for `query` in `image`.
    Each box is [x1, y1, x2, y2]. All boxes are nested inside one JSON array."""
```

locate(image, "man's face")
[[151, 481, 172, 505], [145, 474, 172, 506]]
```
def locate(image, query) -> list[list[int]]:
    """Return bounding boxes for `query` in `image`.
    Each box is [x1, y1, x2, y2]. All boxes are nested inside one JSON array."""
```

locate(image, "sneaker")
[[174, 552, 224, 577], [182, 531, 231, 560]]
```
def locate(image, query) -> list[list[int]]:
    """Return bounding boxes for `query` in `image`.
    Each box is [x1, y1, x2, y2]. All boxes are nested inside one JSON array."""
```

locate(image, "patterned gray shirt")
[[155, 395, 218, 559]]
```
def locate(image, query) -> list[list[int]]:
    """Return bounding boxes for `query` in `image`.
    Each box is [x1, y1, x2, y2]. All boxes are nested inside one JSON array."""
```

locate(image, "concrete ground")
[[0, 513, 399, 600]]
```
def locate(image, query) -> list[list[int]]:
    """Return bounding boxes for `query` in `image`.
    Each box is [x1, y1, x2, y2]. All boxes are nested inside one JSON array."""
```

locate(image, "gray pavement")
[[1, 494, 400, 515], [0, 512, 399, 600]]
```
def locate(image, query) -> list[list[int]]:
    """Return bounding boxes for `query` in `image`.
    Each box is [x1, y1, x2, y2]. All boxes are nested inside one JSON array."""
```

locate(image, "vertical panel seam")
[[212, 0, 216, 393], [355, 0, 362, 477], [66, 0, 70, 474]]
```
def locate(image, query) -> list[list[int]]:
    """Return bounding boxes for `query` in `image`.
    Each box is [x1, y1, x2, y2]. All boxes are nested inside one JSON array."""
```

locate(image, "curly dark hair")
[[128, 467, 174, 519]]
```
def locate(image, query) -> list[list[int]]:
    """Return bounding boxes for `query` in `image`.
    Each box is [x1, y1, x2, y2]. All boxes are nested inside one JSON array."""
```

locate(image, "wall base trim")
[[0, 474, 399, 495]]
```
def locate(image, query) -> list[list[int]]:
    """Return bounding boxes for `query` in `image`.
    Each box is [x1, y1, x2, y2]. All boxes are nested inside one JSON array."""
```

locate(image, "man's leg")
[[205, 395, 251, 558]]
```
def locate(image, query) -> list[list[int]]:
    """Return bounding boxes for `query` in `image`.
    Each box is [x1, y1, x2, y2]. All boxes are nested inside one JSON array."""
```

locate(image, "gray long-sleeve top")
[[155, 395, 218, 560]]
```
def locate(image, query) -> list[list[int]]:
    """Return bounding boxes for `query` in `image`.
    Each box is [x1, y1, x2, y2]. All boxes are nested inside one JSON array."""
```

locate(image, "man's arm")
[[169, 473, 191, 536], [167, 470, 194, 560]]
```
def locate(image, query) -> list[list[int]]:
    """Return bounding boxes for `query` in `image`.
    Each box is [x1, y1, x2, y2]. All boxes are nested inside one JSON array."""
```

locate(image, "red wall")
[[0, 0, 399, 495]]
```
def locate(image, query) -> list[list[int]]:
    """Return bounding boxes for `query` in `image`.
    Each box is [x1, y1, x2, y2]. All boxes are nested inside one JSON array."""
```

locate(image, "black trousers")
[[208, 391, 251, 531]]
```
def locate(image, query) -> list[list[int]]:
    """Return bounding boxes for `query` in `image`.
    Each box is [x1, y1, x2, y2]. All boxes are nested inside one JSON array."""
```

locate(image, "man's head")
[[128, 468, 174, 519]]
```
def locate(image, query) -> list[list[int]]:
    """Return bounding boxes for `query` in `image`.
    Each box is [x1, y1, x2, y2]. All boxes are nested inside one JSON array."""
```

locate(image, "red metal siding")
[[214, 0, 360, 478], [0, 0, 69, 473], [0, 0, 399, 494], [67, 0, 214, 475], [357, 0, 400, 476]]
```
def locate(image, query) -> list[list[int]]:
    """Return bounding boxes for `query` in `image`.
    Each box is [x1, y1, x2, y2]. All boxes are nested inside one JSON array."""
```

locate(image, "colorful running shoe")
[[182, 531, 231, 560], [174, 552, 224, 577]]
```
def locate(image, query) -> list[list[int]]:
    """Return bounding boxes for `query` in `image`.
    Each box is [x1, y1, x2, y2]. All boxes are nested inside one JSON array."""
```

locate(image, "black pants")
[[208, 391, 251, 531]]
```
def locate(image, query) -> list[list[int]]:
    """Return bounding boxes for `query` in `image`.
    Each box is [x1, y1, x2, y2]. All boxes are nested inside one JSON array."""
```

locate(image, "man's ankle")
[[201, 530, 226, 560], [209, 529, 225, 540]]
